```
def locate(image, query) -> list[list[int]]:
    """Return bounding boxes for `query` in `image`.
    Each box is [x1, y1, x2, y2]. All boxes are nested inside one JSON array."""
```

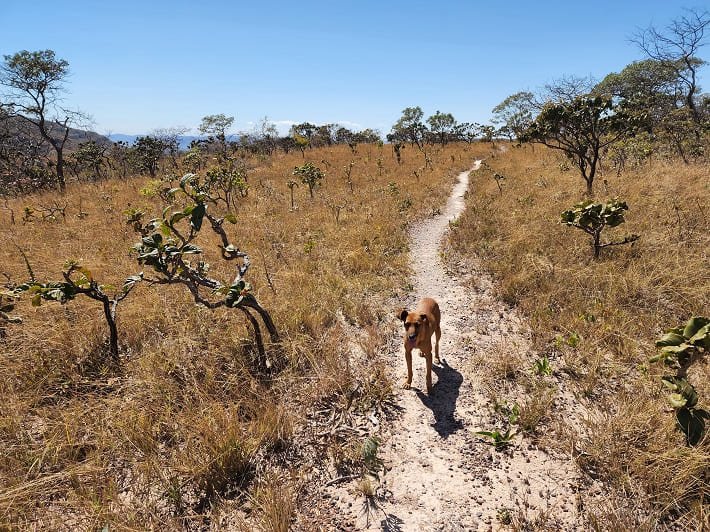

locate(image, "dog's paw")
[[401, 381, 411, 390], [434, 357, 441, 365]]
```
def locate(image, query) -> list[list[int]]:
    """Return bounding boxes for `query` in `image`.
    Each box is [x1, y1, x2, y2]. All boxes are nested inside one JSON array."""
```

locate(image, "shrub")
[[561, 199, 639, 258]]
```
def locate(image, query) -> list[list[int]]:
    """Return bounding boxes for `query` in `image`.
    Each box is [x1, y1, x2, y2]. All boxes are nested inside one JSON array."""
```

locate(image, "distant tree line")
[[387, 106, 488, 149], [492, 8, 709, 194]]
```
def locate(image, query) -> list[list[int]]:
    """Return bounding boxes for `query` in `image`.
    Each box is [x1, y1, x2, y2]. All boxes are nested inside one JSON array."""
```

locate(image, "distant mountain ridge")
[[0, 115, 113, 149]]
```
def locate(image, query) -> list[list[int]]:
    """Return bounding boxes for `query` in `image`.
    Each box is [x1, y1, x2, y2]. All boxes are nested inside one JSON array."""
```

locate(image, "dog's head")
[[397, 308, 427, 347]]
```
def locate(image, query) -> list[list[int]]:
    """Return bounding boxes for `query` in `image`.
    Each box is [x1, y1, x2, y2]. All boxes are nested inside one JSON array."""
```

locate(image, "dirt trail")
[[329, 162, 590, 531]]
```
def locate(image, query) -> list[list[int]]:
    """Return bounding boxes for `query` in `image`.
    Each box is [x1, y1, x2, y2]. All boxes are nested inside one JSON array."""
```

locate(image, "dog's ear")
[[397, 308, 408, 322], [420, 314, 428, 322]]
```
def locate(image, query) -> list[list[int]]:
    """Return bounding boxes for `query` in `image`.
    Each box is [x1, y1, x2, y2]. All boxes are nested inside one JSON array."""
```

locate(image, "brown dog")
[[397, 297, 441, 394]]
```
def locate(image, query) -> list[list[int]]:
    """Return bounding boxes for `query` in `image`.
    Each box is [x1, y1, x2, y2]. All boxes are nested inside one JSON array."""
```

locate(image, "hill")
[[0, 114, 112, 150]]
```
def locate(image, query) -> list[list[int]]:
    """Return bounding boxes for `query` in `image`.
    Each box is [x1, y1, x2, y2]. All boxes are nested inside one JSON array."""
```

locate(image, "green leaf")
[[668, 393, 687, 408], [169, 211, 187, 226], [688, 323, 710, 350], [660, 375, 679, 391], [190, 203, 206, 231], [655, 332, 685, 347], [683, 317, 709, 340], [31, 293, 42, 307], [180, 173, 195, 188], [224, 213, 238, 224], [122, 273, 143, 293], [676, 407, 707, 446], [660, 344, 692, 356], [649, 352, 670, 364], [181, 244, 202, 255]]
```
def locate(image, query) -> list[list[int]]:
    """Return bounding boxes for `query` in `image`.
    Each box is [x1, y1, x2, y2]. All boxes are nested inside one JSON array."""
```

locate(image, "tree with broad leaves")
[[520, 95, 635, 195], [131, 135, 168, 177], [70, 140, 108, 181], [560, 199, 639, 258], [293, 162, 324, 198], [13, 259, 142, 361], [130, 173, 279, 370], [595, 58, 705, 163], [0, 50, 89, 192]]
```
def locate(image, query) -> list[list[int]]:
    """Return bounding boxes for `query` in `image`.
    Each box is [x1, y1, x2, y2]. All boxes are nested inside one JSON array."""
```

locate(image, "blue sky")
[[2, 1, 706, 136]]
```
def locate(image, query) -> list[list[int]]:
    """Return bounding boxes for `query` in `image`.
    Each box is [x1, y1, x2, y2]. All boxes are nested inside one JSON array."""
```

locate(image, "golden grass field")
[[1, 139, 707, 530], [449, 144, 709, 529], [0, 142, 490, 529]]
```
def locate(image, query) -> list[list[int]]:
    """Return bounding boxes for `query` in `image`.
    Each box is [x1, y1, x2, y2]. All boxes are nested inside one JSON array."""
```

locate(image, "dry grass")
[[450, 143, 709, 526], [0, 142, 490, 527]]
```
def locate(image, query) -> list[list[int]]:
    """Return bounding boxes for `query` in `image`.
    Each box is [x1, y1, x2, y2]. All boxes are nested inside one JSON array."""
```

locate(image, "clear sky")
[[2, 1, 707, 136]]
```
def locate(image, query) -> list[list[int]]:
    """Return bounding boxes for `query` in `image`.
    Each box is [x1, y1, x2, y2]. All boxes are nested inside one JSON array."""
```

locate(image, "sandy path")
[[329, 162, 588, 531]]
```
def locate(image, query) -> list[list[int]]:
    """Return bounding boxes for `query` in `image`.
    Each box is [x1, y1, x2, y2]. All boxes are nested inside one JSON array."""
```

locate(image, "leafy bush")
[[561, 199, 639, 258], [131, 172, 279, 370], [292, 162, 324, 198], [651, 316, 709, 446], [13, 261, 142, 360]]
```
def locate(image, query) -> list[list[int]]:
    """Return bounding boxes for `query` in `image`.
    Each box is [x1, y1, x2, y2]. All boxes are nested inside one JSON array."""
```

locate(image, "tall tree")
[[131, 136, 167, 177], [152, 126, 189, 167], [632, 9, 709, 128], [520, 95, 634, 195], [594, 59, 697, 160], [491, 91, 536, 141], [426, 111, 457, 145], [198, 114, 234, 159], [0, 50, 87, 192], [389, 106, 427, 149]]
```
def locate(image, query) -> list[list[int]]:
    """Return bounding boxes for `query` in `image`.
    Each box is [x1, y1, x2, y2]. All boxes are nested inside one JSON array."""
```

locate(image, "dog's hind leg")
[[434, 324, 441, 364], [424, 352, 433, 394]]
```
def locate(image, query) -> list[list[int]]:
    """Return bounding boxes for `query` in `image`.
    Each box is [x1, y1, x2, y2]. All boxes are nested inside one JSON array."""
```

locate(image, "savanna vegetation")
[[448, 8, 709, 528], [1, 6, 708, 531], [0, 94, 489, 526]]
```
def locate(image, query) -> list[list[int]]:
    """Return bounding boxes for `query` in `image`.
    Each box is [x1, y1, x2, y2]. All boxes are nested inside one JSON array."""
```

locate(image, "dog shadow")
[[415, 360, 464, 438]]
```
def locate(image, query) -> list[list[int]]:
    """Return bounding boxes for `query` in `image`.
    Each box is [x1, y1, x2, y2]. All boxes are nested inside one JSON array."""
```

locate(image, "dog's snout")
[[408, 333, 416, 340]]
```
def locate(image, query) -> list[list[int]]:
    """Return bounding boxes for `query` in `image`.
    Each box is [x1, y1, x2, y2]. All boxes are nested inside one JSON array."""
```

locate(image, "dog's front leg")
[[402, 348, 413, 389]]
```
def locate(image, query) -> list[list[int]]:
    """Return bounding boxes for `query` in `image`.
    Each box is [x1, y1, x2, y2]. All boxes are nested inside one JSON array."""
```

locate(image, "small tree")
[[293, 134, 309, 157], [521, 95, 634, 195], [561, 199, 639, 258], [205, 162, 249, 212], [131, 173, 279, 369], [293, 162, 324, 199], [13, 261, 142, 361], [286, 179, 298, 209]]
